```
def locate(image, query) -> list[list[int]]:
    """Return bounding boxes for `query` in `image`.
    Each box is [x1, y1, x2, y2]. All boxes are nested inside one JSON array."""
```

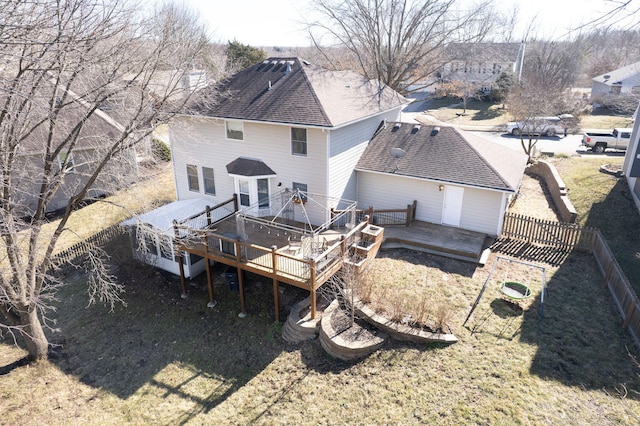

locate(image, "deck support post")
[[204, 233, 216, 308], [273, 278, 280, 322], [271, 246, 280, 322], [238, 268, 247, 317], [173, 220, 187, 298], [310, 261, 317, 319]]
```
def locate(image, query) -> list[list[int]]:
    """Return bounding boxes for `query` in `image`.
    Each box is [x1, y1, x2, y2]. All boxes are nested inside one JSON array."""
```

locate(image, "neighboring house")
[[622, 102, 640, 211], [356, 123, 528, 236], [406, 42, 523, 97], [168, 57, 407, 227], [591, 61, 640, 97], [437, 42, 524, 94], [14, 101, 138, 215]]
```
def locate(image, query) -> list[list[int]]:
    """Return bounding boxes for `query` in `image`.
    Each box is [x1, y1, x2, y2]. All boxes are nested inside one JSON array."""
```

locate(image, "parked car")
[[505, 115, 572, 137], [581, 128, 633, 153]]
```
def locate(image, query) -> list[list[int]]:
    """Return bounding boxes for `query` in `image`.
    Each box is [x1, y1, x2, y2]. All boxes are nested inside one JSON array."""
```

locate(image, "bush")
[[151, 138, 171, 162], [592, 93, 640, 115]]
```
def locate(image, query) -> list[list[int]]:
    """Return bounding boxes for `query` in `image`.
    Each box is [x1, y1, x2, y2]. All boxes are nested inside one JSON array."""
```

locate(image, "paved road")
[[468, 130, 628, 159]]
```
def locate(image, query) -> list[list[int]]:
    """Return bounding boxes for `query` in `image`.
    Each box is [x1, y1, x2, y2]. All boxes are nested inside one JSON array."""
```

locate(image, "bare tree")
[[0, 0, 212, 361], [305, 0, 500, 94]]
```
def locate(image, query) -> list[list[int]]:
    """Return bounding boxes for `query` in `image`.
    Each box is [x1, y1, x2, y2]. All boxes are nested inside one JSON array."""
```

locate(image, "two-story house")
[[169, 57, 407, 225], [127, 57, 527, 279], [438, 42, 524, 94]]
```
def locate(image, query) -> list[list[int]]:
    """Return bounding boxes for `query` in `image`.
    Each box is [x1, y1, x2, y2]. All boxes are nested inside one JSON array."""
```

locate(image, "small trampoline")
[[500, 281, 532, 301]]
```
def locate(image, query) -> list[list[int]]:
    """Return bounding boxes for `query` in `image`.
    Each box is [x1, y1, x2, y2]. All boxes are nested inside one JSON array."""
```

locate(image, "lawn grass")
[[2, 159, 640, 424], [551, 157, 640, 293], [420, 98, 633, 131], [2, 242, 640, 425], [48, 163, 176, 254]]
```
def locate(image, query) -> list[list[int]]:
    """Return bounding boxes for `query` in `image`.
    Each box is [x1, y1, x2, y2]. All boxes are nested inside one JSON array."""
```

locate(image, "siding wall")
[[358, 171, 506, 235], [15, 147, 136, 215], [170, 117, 328, 224], [357, 173, 444, 223], [328, 109, 402, 207], [458, 186, 504, 235]]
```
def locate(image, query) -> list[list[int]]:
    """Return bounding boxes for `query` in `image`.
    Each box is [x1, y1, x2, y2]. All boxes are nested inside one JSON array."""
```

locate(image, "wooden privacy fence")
[[51, 223, 126, 266], [591, 230, 640, 350], [499, 213, 640, 350], [501, 213, 596, 251]]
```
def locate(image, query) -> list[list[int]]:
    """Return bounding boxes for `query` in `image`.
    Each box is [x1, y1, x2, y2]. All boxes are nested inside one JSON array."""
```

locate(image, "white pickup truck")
[[581, 128, 633, 153]]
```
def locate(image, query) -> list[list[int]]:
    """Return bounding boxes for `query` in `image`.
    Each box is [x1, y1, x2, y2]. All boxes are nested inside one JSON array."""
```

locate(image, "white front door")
[[442, 185, 464, 227], [234, 177, 271, 214]]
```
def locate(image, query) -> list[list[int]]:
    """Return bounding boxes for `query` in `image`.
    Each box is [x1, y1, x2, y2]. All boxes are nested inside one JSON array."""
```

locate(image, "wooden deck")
[[174, 216, 384, 321], [382, 220, 489, 262]]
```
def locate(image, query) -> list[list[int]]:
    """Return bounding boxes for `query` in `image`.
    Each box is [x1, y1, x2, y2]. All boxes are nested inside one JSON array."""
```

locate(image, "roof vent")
[[603, 74, 611, 80], [285, 62, 292, 74], [392, 123, 401, 132], [430, 126, 440, 136], [268, 80, 272, 90], [411, 124, 421, 134], [389, 147, 406, 173]]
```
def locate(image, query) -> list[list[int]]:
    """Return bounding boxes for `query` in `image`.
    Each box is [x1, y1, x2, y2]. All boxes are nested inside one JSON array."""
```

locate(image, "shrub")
[[151, 138, 171, 162]]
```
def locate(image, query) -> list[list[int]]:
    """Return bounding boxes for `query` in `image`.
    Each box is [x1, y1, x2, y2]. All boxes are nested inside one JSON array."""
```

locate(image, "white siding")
[[169, 117, 328, 224], [357, 172, 444, 223], [171, 118, 327, 196], [328, 109, 402, 206], [459, 186, 504, 235], [358, 171, 506, 235]]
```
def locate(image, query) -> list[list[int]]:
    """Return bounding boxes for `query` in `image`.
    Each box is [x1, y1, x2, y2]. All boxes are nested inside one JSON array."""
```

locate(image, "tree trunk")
[[19, 309, 49, 362]]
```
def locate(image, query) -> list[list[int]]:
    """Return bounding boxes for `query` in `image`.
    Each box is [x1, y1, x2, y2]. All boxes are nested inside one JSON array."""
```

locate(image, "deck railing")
[[177, 219, 369, 287], [331, 200, 417, 228]]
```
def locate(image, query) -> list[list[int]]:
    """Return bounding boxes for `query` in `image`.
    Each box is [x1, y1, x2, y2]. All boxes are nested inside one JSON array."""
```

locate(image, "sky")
[[180, 0, 633, 47]]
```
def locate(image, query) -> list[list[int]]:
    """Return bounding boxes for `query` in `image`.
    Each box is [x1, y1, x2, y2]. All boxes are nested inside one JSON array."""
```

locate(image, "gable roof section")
[[190, 58, 406, 128], [356, 123, 527, 192], [592, 61, 640, 86]]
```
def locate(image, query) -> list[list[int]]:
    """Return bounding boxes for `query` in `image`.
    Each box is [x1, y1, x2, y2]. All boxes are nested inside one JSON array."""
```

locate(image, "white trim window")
[[186, 164, 199, 192], [291, 127, 307, 156], [226, 120, 244, 140], [202, 166, 215, 195], [233, 177, 272, 210], [238, 178, 250, 207], [292, 182, 308, 203], [57, 152, 76, 174]]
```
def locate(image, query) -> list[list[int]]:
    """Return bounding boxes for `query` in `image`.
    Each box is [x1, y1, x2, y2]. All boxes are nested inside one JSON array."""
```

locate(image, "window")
[[257, 178, 269, 208], [186, 164, 199, 192], [202, 167, 215, 195], [57, 152, 76, 174], [291, 127, 307, 156], [238, 179, 250, 206], [292, 182, 308, 203], [226, 120, 244, 140]]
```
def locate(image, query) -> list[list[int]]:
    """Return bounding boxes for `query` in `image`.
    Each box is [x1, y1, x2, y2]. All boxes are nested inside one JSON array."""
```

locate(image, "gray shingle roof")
[[592, 61, 640, 86], [190, 58, 406, 127], [226, 157, 277, 177], [356, 123, 527, 192]]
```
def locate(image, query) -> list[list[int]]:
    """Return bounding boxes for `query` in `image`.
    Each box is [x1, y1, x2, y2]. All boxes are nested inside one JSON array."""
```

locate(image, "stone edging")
[[353, 298, 458, 344], [318, 299, 387, 361]]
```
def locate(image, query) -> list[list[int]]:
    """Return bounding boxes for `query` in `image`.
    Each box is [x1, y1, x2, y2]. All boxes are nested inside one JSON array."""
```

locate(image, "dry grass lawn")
[[2, 161, 640, 425]]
